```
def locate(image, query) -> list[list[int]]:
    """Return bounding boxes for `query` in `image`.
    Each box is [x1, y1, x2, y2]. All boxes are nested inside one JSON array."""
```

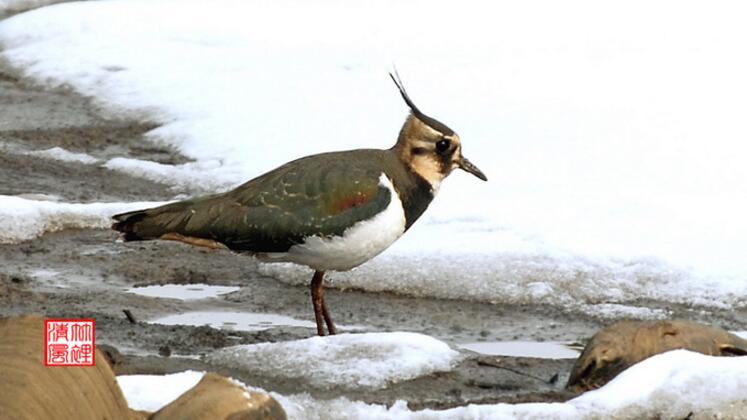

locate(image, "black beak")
[[458, 156, 487, 181]]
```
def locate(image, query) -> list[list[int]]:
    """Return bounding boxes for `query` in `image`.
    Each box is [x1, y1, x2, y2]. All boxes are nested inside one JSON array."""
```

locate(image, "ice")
[[0, 0, 746, 310], [459, 341, 579, 359], [118, 350, 747, 419], [26, 146, 99, 164], [205, 332, 462, 389], [0, 195, 168, 243], [117, 370, 204, 412], [150, 311, 322, 332], [126, 284, 240, 301]]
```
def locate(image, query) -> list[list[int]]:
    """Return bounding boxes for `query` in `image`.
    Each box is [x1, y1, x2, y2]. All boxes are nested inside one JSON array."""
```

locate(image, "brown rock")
[[566, 319, 747, 392], [151, 372, 287, 420], [0, 315, 144, 420]]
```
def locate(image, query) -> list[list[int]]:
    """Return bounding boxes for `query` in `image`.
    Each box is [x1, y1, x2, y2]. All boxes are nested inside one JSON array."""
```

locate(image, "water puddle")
[[459, 341, 580, 359], [150, 311, 363, 332], [126, 284, 240, 300]]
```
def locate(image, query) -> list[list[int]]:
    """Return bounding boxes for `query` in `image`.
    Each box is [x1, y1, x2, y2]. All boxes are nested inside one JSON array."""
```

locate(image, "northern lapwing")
[[112, 73, 487, 336]]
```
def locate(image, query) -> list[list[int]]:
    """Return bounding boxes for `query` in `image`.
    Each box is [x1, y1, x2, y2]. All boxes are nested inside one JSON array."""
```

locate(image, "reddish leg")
[[322, 294, 337, 335], [311, 271, 337, 336]]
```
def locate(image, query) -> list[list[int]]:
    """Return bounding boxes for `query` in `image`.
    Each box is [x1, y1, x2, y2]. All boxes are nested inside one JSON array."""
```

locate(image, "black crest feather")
[[389, 69, 423, 116], [388, 70, 454, 136]]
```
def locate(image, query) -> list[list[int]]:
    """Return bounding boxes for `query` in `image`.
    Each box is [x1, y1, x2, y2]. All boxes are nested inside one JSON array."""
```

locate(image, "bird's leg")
[[321, 292, 337, 335], [311, 271, 336, 336]]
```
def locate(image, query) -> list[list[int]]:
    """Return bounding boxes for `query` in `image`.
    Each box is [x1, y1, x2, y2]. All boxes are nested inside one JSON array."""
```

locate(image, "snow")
[[126, 284, 240, 300], [257, 254, 740, 313], [566, 350, 747, 419], [25, 146, 99, 164], [1, 0, 746, 314], [205, 332, 462, 389], [0, 195, 168, 243], [117, 370, 204, 412], [103, 157, 226, 193], [118, 350, 747, 419], [576, 303, 671, 321]]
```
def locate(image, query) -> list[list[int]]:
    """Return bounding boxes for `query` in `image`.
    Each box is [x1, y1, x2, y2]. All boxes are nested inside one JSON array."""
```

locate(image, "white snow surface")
[[205, 332, 462, 389], [0, 0, 746, 311], [119, 350, 747, 419], [117, 370, 204, 412], [26, 146, 99, 164], [0, 195, 167, 243]]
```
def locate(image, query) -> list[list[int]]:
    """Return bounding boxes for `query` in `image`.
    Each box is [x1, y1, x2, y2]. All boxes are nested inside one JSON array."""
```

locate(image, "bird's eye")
[[436, 139, 450, 153]]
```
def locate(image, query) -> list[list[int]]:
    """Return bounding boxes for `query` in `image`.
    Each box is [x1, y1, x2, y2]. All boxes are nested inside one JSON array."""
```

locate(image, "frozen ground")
[[1, 0, 747, 313], [1, 1, 747, 418]]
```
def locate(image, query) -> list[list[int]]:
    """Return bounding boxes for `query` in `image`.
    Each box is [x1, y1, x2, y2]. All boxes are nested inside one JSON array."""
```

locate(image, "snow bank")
[[205, 332, 462, 389], [568, 350, 747, 419], [118, 350, 747, 419], [258, 253, 742, 313], [0, 195, 167, 243], [275, 351, 747, 418]]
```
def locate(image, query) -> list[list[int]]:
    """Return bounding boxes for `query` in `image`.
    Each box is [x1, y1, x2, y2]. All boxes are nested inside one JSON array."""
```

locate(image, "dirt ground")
[[1, 55, 746, 411]]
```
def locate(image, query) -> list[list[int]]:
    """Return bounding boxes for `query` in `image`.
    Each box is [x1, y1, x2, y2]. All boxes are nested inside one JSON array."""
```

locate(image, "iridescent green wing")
[[189, 151, 392, 252]]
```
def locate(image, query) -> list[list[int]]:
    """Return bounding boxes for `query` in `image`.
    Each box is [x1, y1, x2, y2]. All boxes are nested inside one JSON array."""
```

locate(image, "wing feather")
[[113, 150, 392, 253]]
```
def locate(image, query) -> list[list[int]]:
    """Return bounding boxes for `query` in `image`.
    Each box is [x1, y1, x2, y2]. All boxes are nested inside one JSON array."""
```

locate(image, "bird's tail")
[[112, 210, 154, 241], [111, 209, 150, 241], [112, 199, 197, 241]]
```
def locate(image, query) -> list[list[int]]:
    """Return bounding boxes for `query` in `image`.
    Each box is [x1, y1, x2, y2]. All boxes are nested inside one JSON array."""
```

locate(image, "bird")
[[112, 72, 487, 336]]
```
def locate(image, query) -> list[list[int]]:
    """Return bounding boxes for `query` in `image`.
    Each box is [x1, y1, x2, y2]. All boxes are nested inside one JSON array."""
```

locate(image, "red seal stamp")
[[44, 319, 95, 366]]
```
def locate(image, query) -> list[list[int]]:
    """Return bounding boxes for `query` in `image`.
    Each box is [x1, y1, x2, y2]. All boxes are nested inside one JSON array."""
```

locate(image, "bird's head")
[[389, 72, 487, 192]]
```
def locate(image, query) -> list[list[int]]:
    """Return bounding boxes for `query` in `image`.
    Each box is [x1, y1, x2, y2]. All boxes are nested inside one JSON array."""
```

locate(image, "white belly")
[[263, 174, 406, 271]]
